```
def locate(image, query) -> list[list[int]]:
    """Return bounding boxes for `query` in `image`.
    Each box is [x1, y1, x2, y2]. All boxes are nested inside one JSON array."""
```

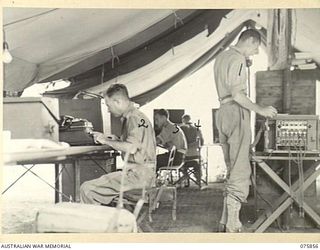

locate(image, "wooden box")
[[256, 69, 319, 114], [60, 155, 117, 202], [3, 97, 59, 142]]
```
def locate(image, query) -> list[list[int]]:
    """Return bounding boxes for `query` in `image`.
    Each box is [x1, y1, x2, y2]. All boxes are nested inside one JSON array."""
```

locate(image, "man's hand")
[[105, 134, 119, 141], [257, 106, 277, 118], [91, 132, 108, 145], [91, 132, 119, 145]]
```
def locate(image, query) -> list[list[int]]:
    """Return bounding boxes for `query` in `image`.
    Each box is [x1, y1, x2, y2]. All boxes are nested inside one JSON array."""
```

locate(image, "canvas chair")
[[182, 153, 208, 188]]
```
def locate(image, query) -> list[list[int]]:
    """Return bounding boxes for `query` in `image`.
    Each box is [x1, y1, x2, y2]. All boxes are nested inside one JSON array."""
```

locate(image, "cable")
[[250, 174, 284, 232], [4, 9, 59, 27], [298, 145, 305, 219], [288, 146, 294, 217]]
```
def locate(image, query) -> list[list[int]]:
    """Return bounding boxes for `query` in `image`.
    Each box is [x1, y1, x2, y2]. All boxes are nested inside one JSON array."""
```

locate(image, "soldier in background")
[[180, 114, 204, 186]]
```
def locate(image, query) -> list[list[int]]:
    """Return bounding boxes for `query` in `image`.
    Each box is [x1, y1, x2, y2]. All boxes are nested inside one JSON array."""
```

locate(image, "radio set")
[[262, 114, 320, 153]]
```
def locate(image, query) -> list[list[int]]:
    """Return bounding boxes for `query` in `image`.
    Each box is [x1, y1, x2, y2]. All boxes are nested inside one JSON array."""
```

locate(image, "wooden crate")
[[3, 97, 59, 142], [256, 69, 319, 114]]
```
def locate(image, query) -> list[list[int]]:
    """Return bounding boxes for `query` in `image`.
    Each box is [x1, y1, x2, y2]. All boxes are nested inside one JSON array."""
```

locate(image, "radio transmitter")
[[263, 114, 320, 153]]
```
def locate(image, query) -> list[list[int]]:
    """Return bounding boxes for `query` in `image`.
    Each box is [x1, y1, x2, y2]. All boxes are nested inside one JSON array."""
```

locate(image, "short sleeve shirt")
[[180, 123, 204, 157], [157, 121, 187, 154], [214, 46, 248, 99], [121, 103, 156, 164]]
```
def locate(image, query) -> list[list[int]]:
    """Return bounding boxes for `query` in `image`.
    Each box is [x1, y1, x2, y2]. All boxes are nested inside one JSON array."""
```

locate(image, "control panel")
[[263, 115, 320, 153]]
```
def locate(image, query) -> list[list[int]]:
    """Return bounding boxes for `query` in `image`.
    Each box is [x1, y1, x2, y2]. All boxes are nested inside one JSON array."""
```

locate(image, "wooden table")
[[250, 153, 320, 232]]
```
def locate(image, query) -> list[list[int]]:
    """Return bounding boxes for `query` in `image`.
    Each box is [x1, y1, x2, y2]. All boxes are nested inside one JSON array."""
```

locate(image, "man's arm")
[[92, 132, 137, 154], [156, 136, 162, 145], [198, 129, 204, 146], [233, 92, 277, 118], [104, 139, 137, 154], [227, 57, 277, 118]]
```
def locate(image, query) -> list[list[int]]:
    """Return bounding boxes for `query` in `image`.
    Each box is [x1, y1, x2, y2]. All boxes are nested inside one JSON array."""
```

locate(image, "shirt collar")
[[121, 102, 135, 120], [163, 120, 173, 128], [230, 46, 245, 57]]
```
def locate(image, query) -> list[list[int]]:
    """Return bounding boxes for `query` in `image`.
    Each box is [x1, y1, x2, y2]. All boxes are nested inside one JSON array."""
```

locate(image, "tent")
[[3, 8, 320, 104]]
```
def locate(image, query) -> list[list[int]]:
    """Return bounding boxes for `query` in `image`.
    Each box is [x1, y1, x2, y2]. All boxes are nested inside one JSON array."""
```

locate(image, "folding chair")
[[182, 153, 208, 188], [158, 146, 185, 186], [111, 185, 176, 233]]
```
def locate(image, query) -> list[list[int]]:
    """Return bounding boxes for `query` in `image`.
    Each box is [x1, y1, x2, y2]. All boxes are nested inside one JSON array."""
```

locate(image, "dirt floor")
[[139, 183, 320, 233], [2, 178, 319, 233]]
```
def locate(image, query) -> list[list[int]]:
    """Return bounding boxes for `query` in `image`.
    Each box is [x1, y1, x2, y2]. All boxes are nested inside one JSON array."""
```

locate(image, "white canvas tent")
[[3, 8, 320, 104]]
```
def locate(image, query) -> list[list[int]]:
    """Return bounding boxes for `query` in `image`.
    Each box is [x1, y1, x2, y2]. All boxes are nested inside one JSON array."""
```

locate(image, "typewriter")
[[59, 115, 95, 146]]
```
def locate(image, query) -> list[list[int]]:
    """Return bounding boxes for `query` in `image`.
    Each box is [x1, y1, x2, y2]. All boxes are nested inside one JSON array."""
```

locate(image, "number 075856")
[[300, 244, 318, 249]]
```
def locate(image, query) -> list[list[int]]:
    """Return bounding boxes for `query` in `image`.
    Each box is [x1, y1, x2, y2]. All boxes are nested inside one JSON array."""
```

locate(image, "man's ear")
[[245, 37, 254, 45], [111, 96, 121, 105]]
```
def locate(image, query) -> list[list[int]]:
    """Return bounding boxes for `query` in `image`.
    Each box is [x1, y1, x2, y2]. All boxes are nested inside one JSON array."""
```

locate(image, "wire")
[[250, 174, 284, 232], [173, 11, 184, 28], [4, 9, 59, 27], [288, 146, 294, 216]]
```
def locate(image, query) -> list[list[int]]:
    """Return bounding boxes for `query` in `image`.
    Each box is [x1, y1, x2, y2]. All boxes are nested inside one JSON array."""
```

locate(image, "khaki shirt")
[[121, 103, 156, 164], [180, 123, 204, 157], [157, 121, 187, 154], [214, 46, 247, 99]]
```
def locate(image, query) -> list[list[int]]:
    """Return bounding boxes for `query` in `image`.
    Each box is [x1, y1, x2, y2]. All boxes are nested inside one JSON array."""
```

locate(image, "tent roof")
[[4, 8, 198, 91], [3, 8, 320, 104]]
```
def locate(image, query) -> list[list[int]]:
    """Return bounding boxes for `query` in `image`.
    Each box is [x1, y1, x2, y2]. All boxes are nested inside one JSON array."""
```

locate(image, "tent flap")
[[44, 9, 231, 99]]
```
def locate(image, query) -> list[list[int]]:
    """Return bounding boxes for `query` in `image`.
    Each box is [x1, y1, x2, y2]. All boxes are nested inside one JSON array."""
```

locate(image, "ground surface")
[[2, 176, 319, 234]]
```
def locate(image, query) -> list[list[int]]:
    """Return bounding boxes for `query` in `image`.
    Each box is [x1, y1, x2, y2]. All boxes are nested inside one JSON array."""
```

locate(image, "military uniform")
[[80, 103, 156, 205], [156, 121, 187, 170], [180, 122, 204, 157], [214, 46, 252, 232]]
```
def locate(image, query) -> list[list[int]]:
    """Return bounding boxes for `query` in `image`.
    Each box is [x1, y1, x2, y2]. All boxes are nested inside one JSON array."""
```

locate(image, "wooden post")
[[282, 9, 293, 230], [283, 9, 292, 114]]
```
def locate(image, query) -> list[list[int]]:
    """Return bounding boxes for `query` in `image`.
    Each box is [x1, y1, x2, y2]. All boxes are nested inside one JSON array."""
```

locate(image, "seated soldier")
[[180, 114, 204, 158], [154, 109, 187, 171], [80, 84, 156, 205], [180, 114, 204, 186]]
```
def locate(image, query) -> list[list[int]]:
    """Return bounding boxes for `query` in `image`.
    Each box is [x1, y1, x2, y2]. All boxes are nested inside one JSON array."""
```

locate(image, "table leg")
[[251, 158, 320, 232], [292, 168, 320, 226], [257, 160, 292, 194], [255, 198, 293, 233], [54, 163, 60, 203], [74, 160, 81, 202]]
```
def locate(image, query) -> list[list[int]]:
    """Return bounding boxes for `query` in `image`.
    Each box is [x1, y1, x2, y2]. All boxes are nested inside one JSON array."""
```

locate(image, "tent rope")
[[4, 9, 59, 27], [110, 46, 120, 69], [171, 44, 175, 55], [101, 63, 105, 84], [173, 11, 184, 29]]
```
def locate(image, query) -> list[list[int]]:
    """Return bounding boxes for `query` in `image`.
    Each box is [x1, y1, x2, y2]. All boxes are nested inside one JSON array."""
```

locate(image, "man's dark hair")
[[238, 29, 261, 44], [104, 84, 129, 98], [155, 109, 169, 118], [182, 114, 191, 122]]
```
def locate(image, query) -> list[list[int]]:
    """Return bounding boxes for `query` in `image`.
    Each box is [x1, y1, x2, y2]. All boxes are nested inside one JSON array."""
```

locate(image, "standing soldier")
[[214, 29, 277, 232]]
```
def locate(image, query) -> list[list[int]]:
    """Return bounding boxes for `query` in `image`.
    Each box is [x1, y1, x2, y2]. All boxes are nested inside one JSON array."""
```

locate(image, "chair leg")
[[153, 187, 164, 209], [197, 165, 202, 188], [172, 187, 177, 221], [148, 192, 154, 222]]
